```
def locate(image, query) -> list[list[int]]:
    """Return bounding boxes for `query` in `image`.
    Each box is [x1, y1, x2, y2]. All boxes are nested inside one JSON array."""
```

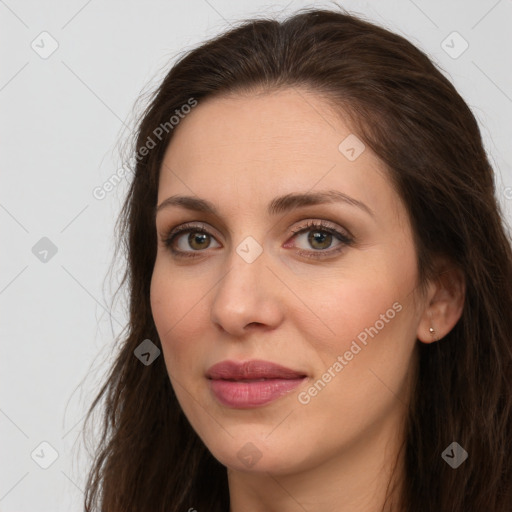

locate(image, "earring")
[[429, 327, 435, 334]]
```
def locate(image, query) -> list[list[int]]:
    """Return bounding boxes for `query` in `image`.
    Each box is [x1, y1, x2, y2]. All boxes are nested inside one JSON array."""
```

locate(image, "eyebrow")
[[155, 190, 374, 218]]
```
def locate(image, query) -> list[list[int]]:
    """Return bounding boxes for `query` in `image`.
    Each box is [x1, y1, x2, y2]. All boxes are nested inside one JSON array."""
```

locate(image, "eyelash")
[[161, 220, 354, 260]]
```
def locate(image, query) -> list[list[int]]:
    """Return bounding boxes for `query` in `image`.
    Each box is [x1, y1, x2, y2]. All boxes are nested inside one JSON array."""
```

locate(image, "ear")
[[416, 260, 466, 344]]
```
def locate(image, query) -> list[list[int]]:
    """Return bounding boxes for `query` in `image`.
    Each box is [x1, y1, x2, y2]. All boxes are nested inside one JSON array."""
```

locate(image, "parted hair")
[[83, 6, 512, 511]]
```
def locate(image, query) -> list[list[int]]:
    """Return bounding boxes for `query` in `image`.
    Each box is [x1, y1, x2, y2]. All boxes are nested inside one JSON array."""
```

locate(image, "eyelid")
[[165, 221, 221, 241], [289, 218, 352, 238]]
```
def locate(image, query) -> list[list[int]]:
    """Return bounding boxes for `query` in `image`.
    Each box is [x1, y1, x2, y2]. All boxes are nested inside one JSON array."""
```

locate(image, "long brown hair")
[[83, 6, 512, 511]]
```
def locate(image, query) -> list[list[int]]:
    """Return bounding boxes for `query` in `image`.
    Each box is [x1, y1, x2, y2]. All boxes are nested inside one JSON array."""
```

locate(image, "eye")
[[160, 219, 354, 260], [285, 220, 354, 259], [161, 222, 221, 258]]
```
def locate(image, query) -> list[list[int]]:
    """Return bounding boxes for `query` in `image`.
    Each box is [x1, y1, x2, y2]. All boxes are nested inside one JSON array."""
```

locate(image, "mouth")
[[206, 359, 308, 408]]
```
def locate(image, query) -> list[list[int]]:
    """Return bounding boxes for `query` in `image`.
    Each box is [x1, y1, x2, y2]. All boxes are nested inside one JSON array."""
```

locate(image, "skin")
[[150, 88, 465, 512]]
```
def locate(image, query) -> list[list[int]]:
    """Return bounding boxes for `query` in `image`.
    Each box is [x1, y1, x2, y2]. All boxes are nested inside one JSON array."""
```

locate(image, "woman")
[[83, 6, 512, 511]]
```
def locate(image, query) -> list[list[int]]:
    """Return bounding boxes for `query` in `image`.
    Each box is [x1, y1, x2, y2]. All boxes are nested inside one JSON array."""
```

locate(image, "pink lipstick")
[[206, 359, 307, 408]]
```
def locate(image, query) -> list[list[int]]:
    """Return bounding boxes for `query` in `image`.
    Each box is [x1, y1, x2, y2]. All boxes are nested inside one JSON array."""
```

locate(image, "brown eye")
[[307, 230, 333, 250], [287, 220, 354, 260], [187, 231, 212, 250], [162, 223, 221, 257]]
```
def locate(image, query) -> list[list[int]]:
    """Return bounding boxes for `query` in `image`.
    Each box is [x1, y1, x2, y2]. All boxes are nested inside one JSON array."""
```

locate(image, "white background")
[[1, 1, 511, 510]]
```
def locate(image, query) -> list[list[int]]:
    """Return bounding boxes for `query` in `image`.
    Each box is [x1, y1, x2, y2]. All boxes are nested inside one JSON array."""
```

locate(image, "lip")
[[206, 359, 307, 408]]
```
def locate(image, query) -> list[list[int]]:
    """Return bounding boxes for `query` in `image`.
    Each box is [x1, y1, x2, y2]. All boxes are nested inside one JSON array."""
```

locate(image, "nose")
[[210, 246, 285, 336]]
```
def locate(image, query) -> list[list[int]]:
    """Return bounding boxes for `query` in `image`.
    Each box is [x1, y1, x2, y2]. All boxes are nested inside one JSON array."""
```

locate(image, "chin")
[[207, 437, 313, 475]]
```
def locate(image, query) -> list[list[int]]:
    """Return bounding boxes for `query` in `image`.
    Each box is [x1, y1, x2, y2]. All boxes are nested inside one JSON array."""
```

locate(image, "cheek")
[[297, 246, 418, 399], [303, 268, 411, 357], [298, 278, 417, 427], [150, 262, 205, 371], [304, 288, 407, 391]]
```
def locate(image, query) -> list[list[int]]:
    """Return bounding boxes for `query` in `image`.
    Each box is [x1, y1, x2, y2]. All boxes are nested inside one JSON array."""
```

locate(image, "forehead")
[[161, 88, 359, 173], [157, 88, 401, 223]]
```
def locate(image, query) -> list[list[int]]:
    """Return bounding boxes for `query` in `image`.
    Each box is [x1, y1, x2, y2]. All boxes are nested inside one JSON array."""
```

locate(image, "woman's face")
[[151, 88, 426, 475]]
